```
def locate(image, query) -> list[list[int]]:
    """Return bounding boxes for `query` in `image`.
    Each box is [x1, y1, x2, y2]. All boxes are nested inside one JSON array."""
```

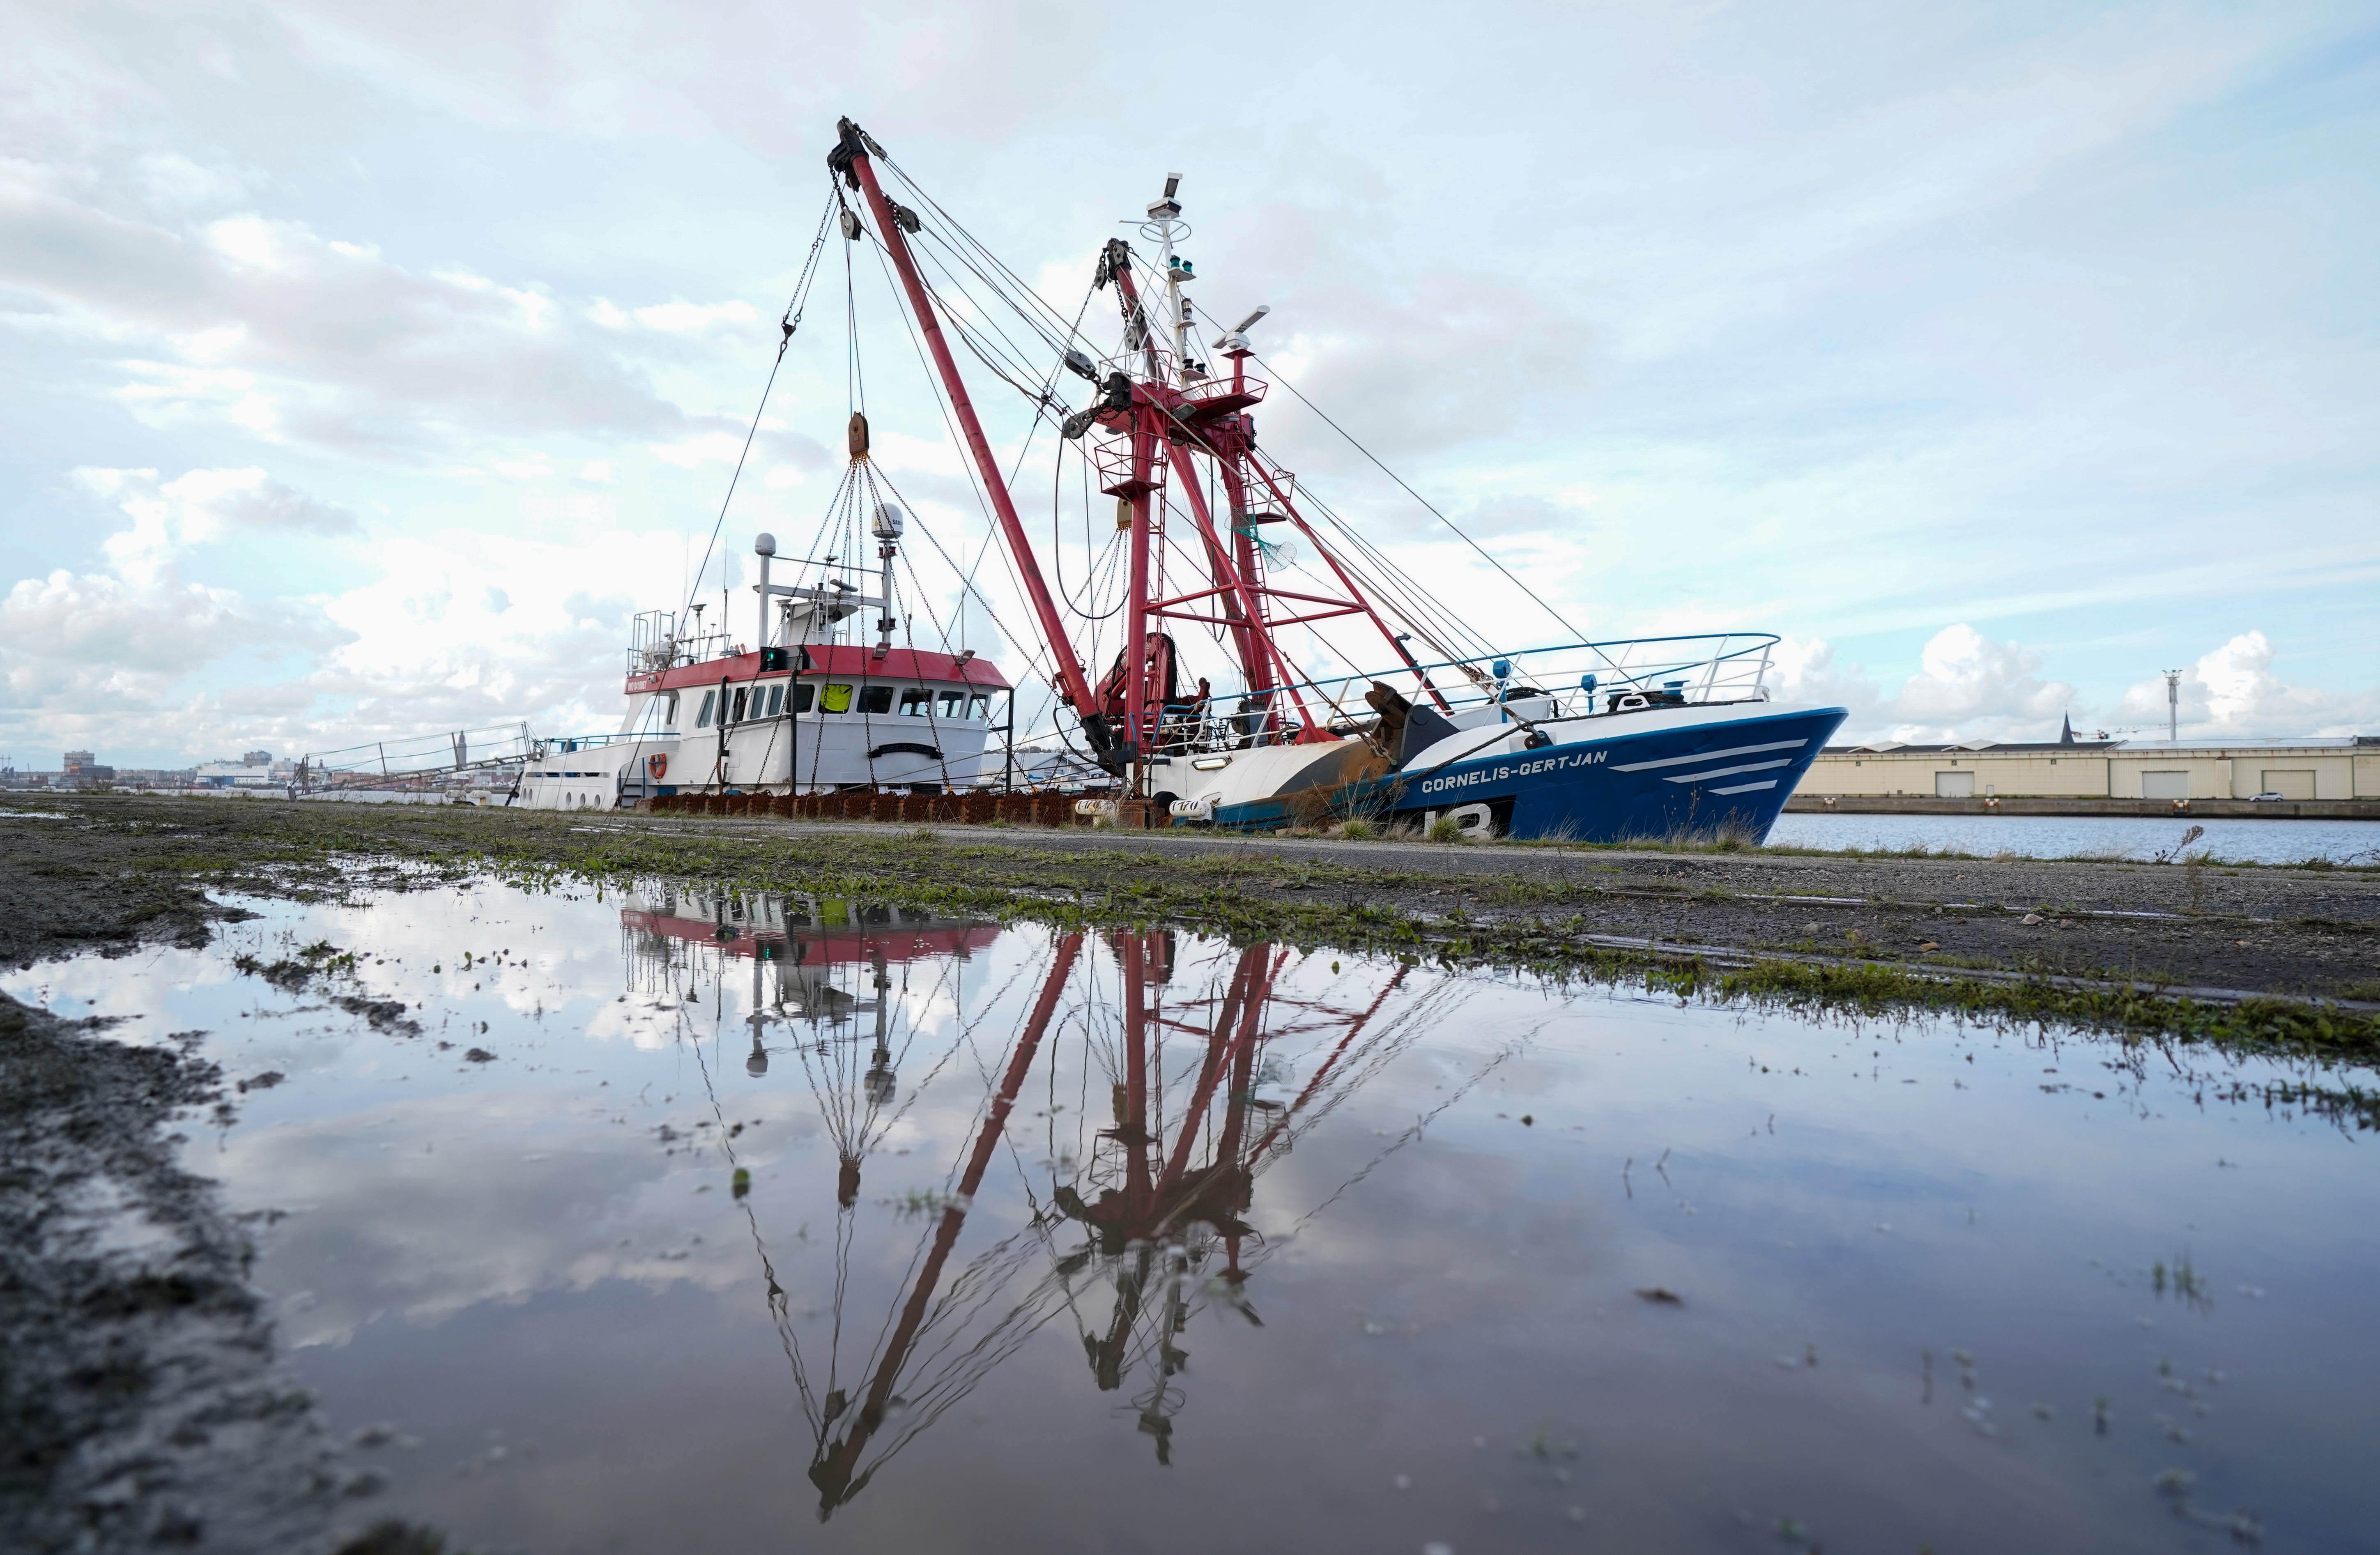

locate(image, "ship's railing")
[[1175, 369, 1268, 416], [1232, 466, 1295, 523], [293, 722, 537, 793], [1097, 346, 1178, 384], [625, 609, 734, 676], [529, 733, 648, 759], [1091, 432, 1166, 497], [1138, 633, 1782, 753]]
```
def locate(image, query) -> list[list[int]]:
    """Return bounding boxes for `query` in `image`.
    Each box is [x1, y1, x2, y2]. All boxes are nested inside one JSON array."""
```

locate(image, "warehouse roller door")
[[2260, 770, 2316, 800]]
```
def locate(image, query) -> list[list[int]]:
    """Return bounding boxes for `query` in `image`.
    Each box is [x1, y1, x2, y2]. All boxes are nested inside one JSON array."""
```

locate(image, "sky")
[[3, 0, 2376, 769]]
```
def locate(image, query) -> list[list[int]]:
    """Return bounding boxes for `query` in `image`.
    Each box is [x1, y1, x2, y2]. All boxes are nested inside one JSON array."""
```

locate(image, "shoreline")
[[5, 796, 2375, 1046], [1786, 794, 2379, 819]]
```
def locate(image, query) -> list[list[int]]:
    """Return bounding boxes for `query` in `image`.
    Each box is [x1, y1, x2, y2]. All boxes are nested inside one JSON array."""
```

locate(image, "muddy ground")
[[4, 796, 2374, 1001], [0, 992, 389, 1555]]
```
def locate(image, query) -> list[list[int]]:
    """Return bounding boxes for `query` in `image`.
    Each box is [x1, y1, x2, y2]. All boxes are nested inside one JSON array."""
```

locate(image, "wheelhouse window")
[[731, 687, 750, 722], [820, 683, 853, 714], [663, 691, 681, 728], [968, 694, 990, 720], [936, 690, 965, 719], [898, 688, 932, 717], [765, 684, 784, 716], [696, 690, 717, 728], [789, 683, 815, 713], [858, 685, 894, 715]]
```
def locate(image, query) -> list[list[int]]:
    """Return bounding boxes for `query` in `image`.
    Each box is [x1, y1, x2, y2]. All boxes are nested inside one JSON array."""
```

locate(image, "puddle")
[[8, 878, 2377, 1551]]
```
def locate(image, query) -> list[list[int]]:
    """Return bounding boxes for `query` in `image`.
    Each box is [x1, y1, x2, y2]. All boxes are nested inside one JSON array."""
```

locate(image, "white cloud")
[[69, 465, 358, 585], [1777, 623, 2078, 743], [0, 171, 731, 461], [490, 452, 554, 480], [2118, 631, 2380, 739], [632, 299, 757, 332], [0, 566, 329, 699], [2, 1, 2374, 767], [0, 468, 358, 759], [648, 431, 747, 468], [1888, 623, 2075, 733], [1781, 624, 2380, 745], [0, 467, 688, 764]]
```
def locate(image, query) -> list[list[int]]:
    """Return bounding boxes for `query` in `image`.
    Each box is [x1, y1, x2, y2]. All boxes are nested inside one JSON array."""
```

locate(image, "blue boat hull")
[[1209, 706, 1849, 843]]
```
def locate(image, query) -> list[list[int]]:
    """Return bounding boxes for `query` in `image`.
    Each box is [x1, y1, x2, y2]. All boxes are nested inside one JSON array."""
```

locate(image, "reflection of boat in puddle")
[[621, 888, 999, 973], [623, 883, 996, 1045], [624, 895, 1482, 1518], [622, 887, 1002, 1198]]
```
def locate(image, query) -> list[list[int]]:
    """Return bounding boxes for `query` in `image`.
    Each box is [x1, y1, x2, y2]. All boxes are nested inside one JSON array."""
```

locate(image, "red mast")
[[839, 122, 1455, 772], [830, 121, 1114, 764]]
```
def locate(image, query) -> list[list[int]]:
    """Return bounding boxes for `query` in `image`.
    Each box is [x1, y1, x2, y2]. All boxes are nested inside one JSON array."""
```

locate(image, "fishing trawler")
[[515, 497, 1014, 810], [526, 119, 1844, 837]]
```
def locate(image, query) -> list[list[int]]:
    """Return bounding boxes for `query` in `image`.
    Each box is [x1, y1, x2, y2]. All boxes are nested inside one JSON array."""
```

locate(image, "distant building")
[[194, 755, 297, 789], [62, 750, 95, 775], [114, 768, 199, 788], [1804, 730, 2380, 801]]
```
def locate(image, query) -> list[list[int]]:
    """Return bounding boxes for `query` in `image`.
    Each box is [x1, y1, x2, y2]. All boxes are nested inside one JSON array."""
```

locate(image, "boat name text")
[[1419, 748, 1607, 795]]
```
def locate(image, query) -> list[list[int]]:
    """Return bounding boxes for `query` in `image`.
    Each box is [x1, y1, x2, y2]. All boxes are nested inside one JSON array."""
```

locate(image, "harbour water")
[[9, 879, 2376, 1551], [1768, 812, 2380, 867]]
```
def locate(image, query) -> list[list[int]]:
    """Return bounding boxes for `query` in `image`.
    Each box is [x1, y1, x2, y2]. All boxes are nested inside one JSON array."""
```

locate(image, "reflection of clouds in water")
[[1, 940, 233, 1040], [581, 998, 676, 1051], [889, 976, 963, 1033], [301, 886, 680, 1052], [27, 874, 2376, 1549], [310, 881, 624, 994], [225, 1088, 826, 1349]]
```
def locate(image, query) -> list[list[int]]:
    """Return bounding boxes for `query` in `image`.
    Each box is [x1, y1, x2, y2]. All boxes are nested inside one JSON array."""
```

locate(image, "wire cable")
[[680, 186, 838, 626]]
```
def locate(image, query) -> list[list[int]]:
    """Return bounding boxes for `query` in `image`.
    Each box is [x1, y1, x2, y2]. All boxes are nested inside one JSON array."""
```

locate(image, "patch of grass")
[[26, 796, 2380, 1059]]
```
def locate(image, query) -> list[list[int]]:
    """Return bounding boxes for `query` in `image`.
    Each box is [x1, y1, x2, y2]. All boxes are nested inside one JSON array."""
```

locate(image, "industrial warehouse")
[[1798, 725, 2380, 812]]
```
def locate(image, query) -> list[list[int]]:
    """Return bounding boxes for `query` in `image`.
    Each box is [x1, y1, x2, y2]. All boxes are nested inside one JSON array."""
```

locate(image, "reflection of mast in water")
[[1054, 934, 1427, 1458], [673, 918, 1483, 1515], [800, 939, 907, 1208], [639, 889, 1036, 1520], [804, 934, 1083, 1515]]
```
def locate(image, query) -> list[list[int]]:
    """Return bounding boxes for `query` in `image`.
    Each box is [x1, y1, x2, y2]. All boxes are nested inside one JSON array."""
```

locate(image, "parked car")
[[2249, 792, 2286, 802]]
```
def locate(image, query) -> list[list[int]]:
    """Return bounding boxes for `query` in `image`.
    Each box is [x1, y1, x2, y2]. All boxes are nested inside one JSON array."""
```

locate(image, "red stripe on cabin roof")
[[621, 912, 1003, 963], [625, 645, 1011, 695]]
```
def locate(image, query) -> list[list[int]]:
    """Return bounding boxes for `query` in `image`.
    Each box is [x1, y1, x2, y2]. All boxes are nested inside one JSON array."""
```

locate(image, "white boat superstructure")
[[516, 513, 1014, 811]]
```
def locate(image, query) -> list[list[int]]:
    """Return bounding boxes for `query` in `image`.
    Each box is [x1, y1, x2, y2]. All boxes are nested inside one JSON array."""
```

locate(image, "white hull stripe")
[[1710, 779, 1780, 795], [1612, 738, 1808, 773], [1663, 758, 1794, 785]]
